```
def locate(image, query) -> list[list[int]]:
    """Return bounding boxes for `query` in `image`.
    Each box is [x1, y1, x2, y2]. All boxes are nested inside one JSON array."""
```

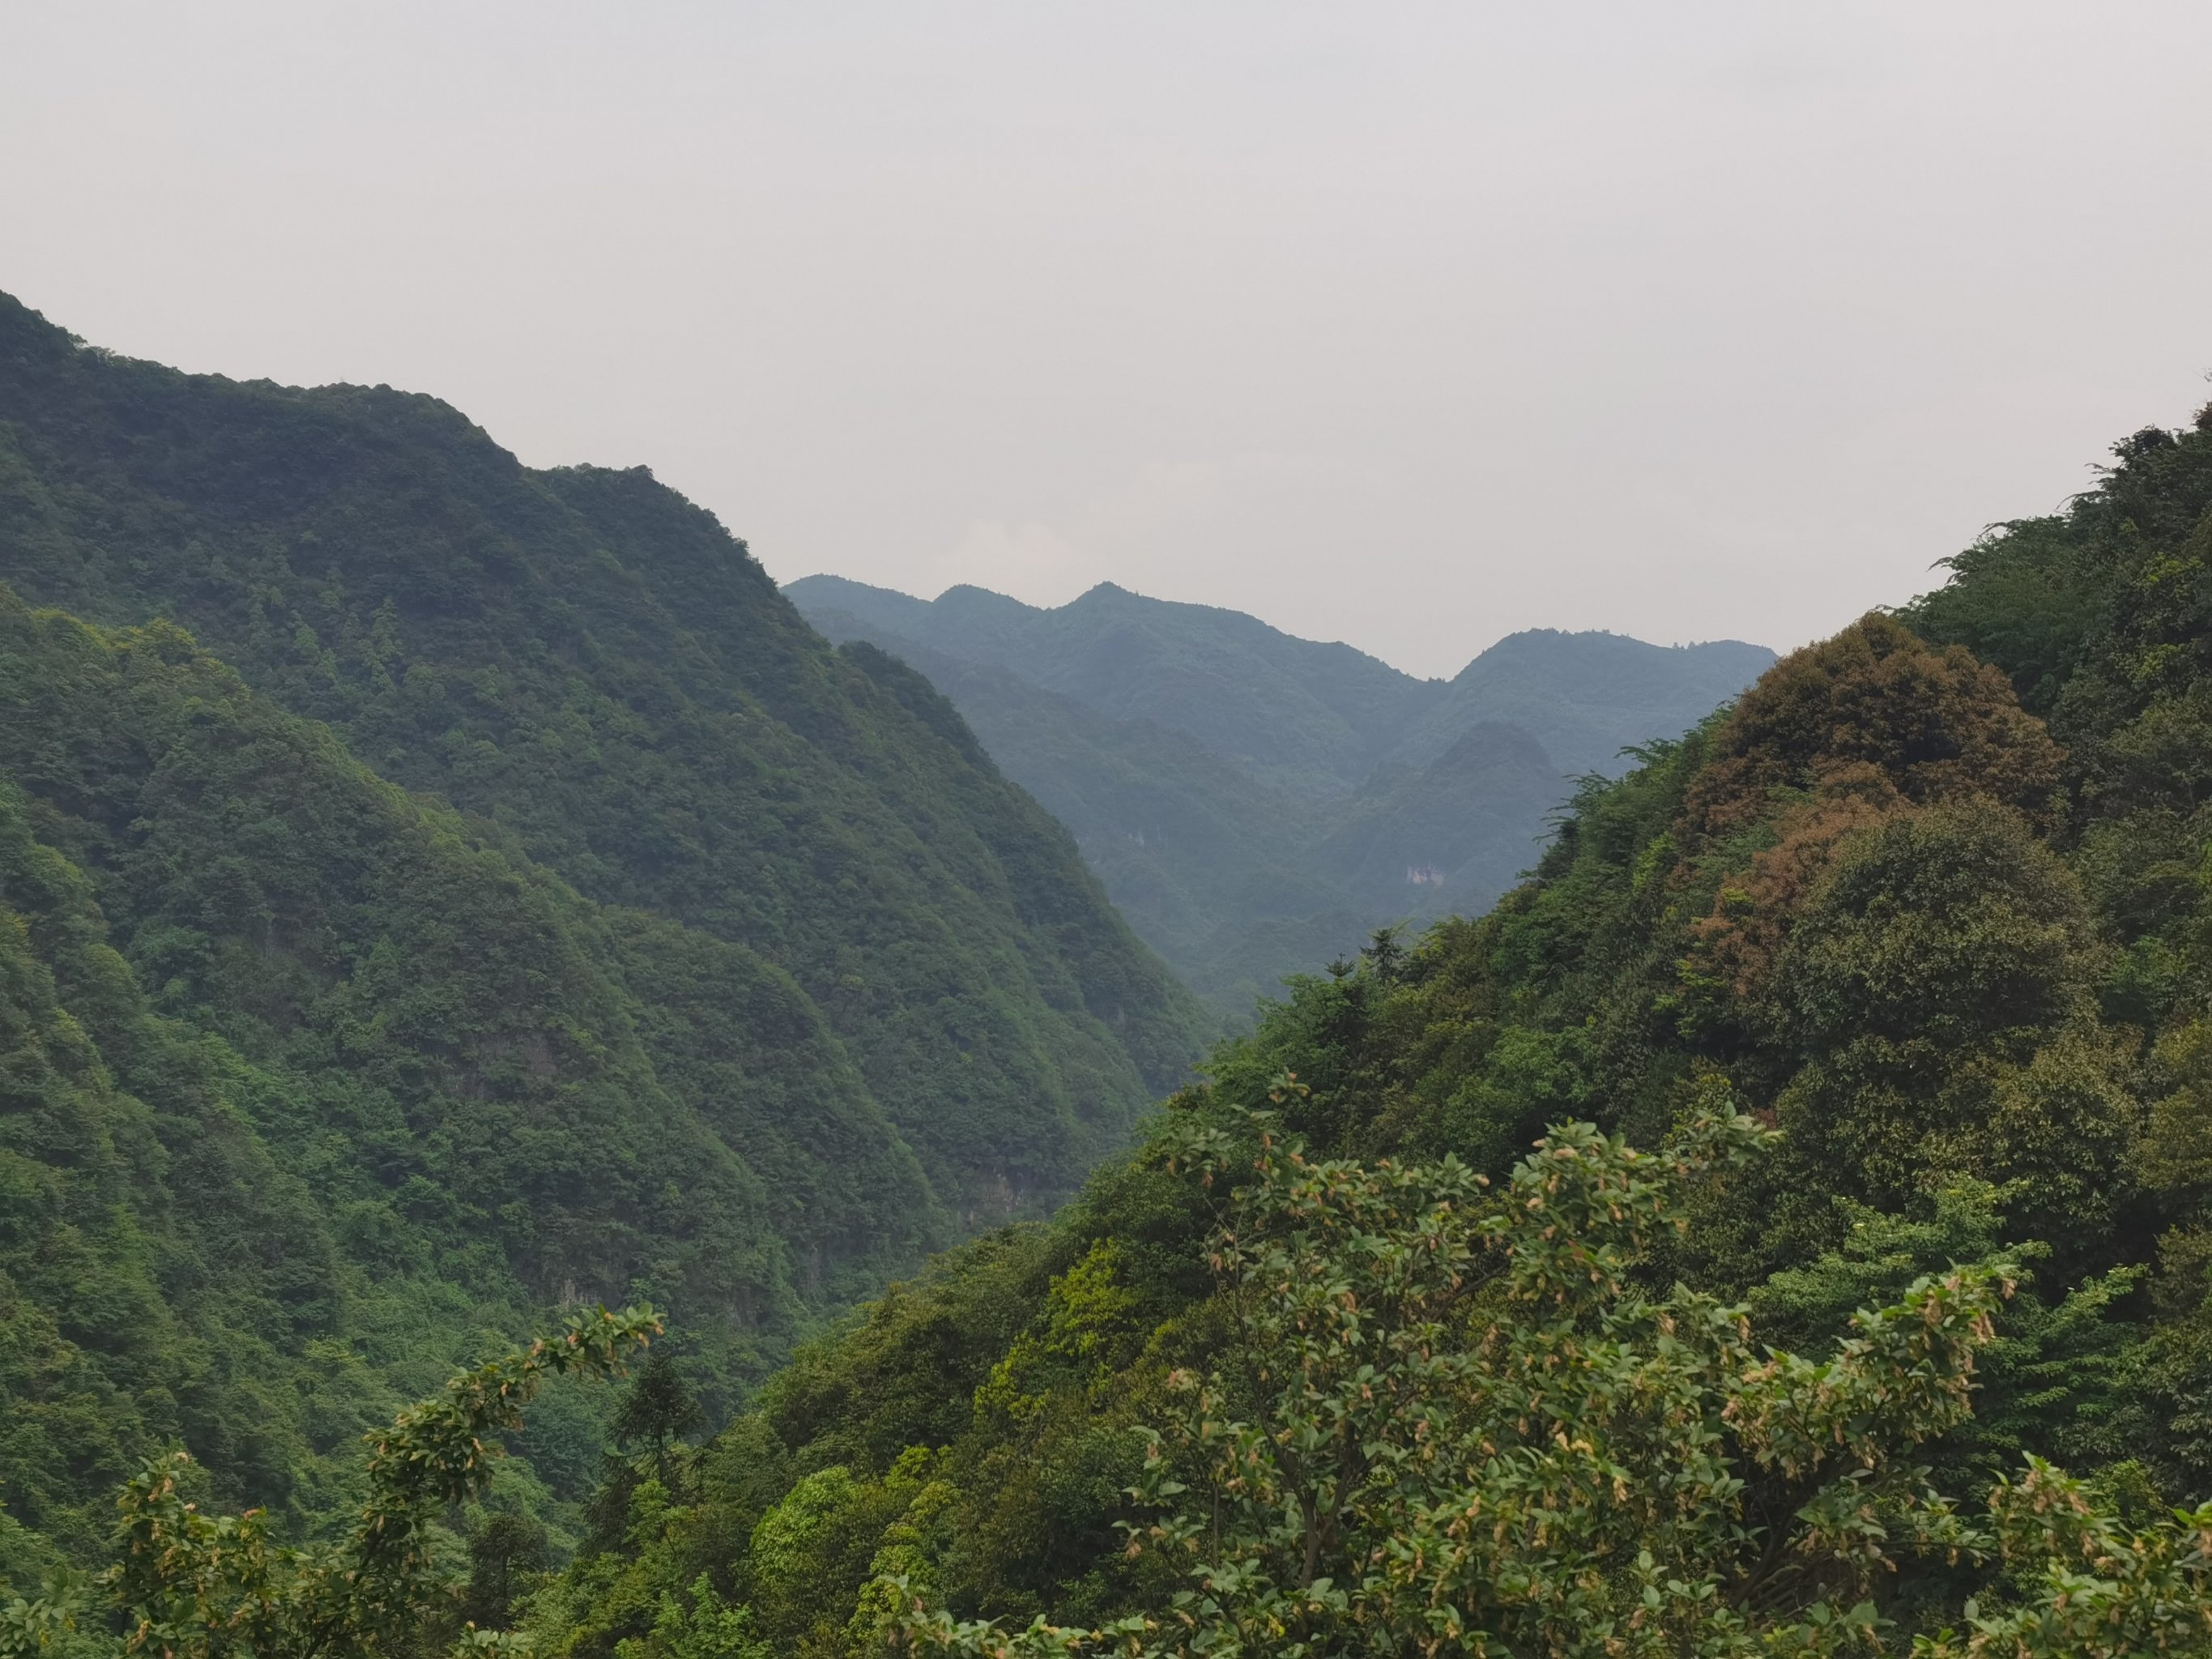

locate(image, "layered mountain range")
[[788, 576, 1775, 1013]]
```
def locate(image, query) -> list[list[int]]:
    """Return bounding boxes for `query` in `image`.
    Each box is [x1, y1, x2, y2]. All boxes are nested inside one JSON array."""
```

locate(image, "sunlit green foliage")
[[892, 1109, 2209, 1657]]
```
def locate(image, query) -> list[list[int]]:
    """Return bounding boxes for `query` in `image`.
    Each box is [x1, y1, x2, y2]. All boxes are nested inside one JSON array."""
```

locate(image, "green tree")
[[628, 1573, 769, 1659], [461, 1512, 552, 1634], [889, 1107, 2210, 1657], [80, 1307, 658, 1659], [1770, 800, 2136, 1254], [612, 1357, 706, 1497]]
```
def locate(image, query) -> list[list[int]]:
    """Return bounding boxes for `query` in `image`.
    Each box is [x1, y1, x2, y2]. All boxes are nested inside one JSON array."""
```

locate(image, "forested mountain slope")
[[0, 292, 1208, 1215], [0, 295, 1208, 1584], [507, 400, 2212, 1655], [791, 575, 1772, 1017], [0, 587, 872, 1574]]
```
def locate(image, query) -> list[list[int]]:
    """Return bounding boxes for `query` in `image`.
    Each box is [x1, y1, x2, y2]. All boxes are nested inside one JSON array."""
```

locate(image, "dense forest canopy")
[[789, 577, 1773, 1016], [0, 291, 1207, 1212], [0, 293, 1208, 1594]]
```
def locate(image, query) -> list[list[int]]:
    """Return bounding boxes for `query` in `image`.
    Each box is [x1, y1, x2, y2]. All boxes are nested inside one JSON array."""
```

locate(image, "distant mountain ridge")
[[1389, 626, 1782, 778], [788, 574, 1775, 1014], [795, 577, 1443, 792]]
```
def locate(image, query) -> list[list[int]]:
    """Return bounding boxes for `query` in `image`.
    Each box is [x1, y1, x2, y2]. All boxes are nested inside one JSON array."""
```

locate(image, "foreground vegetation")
[[12, 1115, 2208, 1655], [2, 1307, 659, 1657], [895, 1106, 2210, 1657]]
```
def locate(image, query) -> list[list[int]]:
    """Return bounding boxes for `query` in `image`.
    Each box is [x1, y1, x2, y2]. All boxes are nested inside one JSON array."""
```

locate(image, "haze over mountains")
[[789, 576, 1775, 1014]]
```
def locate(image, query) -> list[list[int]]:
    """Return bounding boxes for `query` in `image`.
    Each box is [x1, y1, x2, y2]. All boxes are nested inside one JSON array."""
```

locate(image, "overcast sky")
[[6, 3, 2209, 677]]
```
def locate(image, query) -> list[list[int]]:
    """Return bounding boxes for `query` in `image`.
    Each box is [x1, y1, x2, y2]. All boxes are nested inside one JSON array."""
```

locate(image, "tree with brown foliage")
[[1680, 612, 2060, 847]]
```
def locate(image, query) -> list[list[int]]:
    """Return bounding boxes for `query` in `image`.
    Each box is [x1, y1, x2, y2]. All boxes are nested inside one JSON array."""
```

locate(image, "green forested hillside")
[[0, 292, 1207, 1218], [0, 586, 929, 1574], [0, 296, 1208, 1589], [792, 577, 1773, 1016], [499, 403, 2212, 1654]]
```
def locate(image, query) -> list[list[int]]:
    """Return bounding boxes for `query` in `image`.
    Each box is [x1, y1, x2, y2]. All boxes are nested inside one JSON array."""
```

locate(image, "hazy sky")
[[6, 3, 2209, 677]]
